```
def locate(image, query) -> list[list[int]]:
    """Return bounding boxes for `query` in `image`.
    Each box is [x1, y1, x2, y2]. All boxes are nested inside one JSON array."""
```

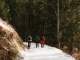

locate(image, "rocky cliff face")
[[0, 18, 25, 60]]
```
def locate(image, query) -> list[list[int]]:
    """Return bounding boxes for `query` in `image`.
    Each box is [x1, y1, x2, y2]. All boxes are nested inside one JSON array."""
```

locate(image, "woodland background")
[[0, 0, 80, 55]]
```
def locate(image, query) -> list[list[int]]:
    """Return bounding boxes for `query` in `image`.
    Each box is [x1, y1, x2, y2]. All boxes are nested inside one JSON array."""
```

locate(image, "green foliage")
[[60, 0, 80, 53], [0, 0, 79, 52], [0, 0, 9, 20]]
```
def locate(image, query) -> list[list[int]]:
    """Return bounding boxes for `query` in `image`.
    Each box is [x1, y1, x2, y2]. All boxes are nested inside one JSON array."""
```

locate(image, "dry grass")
[[72, 53, 80, 60], [62, 45, 80, 60], [0, 18, 25, 60]]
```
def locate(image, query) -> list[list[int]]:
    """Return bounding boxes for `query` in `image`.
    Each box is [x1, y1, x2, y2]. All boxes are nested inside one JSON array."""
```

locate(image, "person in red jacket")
[[40, 36, 45, 48]]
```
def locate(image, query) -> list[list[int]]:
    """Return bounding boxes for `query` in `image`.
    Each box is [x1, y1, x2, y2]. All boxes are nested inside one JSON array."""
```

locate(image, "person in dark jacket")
[[27, 34, 32, 49], [35, 35, 40, 48], [40, 36, 45, 48]]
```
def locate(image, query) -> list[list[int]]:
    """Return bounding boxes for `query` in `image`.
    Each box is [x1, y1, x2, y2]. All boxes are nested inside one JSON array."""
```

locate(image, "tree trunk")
[[57, 0, 60, 48]]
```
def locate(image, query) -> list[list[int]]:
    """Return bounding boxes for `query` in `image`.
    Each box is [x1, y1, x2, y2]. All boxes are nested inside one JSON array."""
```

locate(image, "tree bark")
[[57, 0, 60, 48]]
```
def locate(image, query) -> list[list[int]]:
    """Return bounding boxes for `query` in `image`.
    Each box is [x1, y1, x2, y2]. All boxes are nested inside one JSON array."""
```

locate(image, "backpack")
[[35, 36, 40, 42], [28, 36, 32, 40]]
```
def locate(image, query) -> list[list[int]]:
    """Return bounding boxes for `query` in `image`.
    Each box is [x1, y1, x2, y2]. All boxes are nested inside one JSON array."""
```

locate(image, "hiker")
[[27, 34, 32, 49], [35, 35, 40, 48], [40, 35, 45, 48]]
